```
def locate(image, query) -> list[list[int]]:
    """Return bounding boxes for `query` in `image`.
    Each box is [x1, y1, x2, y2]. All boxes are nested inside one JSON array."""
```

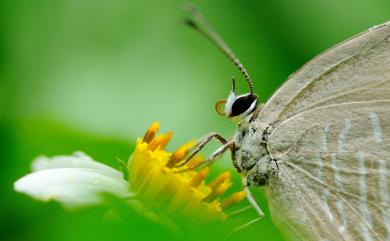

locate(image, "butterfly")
[[182, 4, 390, 241]]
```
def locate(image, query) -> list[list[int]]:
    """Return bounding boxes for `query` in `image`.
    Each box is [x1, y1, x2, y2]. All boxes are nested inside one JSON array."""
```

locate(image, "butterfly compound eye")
[[230, 94, 258, 117]]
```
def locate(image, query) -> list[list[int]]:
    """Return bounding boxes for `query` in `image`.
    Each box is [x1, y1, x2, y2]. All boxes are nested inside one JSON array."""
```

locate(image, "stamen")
[[190, 167, 209, 187], [143, 122, 160, 143], [209, 172, 231, 189], [166, 140, 196, 167], [203, 179, 231, 202], [159, 132, 173, 150], [221, 191, 246, 210], [188, 155, 203, 168], [148, 135, 164, 151]]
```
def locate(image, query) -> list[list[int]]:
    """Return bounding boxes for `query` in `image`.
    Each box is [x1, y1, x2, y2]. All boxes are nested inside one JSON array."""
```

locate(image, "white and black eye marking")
[[230, 94, 258, 117], [222, 77, 258, 119]]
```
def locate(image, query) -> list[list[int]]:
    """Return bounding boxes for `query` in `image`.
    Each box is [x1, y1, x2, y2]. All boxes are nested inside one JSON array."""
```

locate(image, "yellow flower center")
[[128, 122, 245, 224]]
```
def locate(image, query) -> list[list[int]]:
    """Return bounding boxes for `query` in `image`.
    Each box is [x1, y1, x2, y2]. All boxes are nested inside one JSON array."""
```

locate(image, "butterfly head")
[[215, 77, 258, 121], [184, 11, 259, 121]]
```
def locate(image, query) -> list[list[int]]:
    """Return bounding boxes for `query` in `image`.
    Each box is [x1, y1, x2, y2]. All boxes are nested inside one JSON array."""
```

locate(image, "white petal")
[[32, 152, 123, 179], [15, 167, 131, 207]]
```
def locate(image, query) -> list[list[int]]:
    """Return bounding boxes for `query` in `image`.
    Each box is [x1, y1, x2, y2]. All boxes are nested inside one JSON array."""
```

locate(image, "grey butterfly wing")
[[258, 21, 390, 127], [266, 101, 390, 241], [256, 20, 390, 241]]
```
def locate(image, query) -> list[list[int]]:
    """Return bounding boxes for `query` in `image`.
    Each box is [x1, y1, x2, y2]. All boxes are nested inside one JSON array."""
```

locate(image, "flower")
[[129, 122, 246, 223], [14, 152, 132, 207], [14, 122, 245, 224]]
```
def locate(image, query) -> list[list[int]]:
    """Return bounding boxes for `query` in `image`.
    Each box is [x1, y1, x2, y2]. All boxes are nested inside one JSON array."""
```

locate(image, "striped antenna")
[[184, 4, 254, 95]]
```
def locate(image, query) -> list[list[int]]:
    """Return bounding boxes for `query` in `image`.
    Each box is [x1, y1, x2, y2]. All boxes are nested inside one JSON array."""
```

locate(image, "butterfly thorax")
[[233, 116, 278, 187]]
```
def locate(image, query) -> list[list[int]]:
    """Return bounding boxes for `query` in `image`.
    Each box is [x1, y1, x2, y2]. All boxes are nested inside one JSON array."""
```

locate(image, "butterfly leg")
[[226, 205, 253, 218], [175, 140, 236, 172], [192, 140, 235, 169], [243, 176, 265, 218], [175, 132, 229, 167], [225, 217, 262, 240]]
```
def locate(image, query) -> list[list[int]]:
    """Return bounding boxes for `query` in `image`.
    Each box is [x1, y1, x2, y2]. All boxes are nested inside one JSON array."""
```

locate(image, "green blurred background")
[[1, 0, 389, 240]]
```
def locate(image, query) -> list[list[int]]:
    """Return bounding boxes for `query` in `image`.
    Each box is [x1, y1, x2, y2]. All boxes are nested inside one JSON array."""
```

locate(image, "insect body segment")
[[234, 119, 277, 187]]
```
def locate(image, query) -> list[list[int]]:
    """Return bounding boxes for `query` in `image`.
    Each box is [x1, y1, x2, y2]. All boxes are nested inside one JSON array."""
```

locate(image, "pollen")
[[221, 191, 247, 210], [143, 122, 160, 143], [166, 140, 196, 167], [190, 167, 209, 188], [128, 122, 245, 224]]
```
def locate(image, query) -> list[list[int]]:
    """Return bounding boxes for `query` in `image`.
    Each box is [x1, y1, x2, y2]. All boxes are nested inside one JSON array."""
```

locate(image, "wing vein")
[[297, 79, 390, 114], [284, 161, 384, 240], [284, 160, 386, 214], [274, 33, 390, 123]]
